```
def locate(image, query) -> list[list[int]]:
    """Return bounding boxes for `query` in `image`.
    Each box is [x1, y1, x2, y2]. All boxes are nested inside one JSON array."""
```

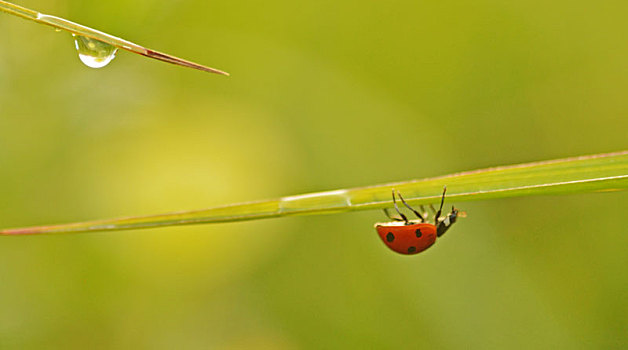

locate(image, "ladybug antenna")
[[392, 189, 409, 224], [397, 191, 425, 222], [434, 186, 447, 225]]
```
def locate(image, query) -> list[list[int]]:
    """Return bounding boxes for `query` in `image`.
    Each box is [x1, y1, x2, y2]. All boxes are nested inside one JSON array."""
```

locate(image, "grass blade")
[[0, 0, 229, 75], [2, 151, 627, 235]]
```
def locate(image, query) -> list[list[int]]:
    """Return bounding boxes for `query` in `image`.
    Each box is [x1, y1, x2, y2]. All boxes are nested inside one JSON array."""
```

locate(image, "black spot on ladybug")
[[386, 232, 395, 242], [415, 229, 422, 238], [408, 246, 417, 253]]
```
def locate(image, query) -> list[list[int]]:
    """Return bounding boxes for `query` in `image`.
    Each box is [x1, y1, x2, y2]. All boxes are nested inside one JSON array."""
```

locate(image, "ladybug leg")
[[392, 190, 410, 224], [428, 204, 437, 217], [383, 208, 405, 222], [429, 204, 436, 213], [419, 205, 430, 221], [433, 186, 447, 225], [397, 191, 425, 222]]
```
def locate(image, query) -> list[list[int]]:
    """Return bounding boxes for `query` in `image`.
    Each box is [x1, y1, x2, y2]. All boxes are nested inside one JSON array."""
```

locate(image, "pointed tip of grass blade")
[[1, 1, 230, 76], [141, 49, 229, 76]]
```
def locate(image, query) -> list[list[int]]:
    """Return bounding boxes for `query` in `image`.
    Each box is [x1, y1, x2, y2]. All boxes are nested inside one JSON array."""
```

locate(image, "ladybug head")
[[436, 206, 465, 237]]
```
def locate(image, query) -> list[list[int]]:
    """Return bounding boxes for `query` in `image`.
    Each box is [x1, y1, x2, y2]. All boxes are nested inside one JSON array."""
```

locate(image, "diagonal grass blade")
[[0, 0, 229, 75]]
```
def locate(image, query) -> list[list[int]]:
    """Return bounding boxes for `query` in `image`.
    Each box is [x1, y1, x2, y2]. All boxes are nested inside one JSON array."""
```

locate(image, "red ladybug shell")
[[375, 222, 437, 255]]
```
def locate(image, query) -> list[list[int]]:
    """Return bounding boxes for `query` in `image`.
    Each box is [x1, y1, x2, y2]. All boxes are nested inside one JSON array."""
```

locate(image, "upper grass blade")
[[2, 151, 627, 235], [0, 0, 229, 75]]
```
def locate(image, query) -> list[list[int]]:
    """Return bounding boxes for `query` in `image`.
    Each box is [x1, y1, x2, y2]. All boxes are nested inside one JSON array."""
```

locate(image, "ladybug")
[[375, 187, 462, 255]]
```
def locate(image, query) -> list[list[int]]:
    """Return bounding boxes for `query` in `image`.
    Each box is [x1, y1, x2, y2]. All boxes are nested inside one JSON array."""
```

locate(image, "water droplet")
[[73, 35, 118, 68], [54, 28, 61, 32]]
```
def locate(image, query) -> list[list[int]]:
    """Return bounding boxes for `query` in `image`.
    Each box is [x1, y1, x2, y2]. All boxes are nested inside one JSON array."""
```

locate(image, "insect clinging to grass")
[[374, 187, 464, 255]]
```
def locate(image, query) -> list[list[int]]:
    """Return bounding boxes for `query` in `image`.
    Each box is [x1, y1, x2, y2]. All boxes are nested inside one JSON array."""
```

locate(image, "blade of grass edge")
[[2, 150, 627, 235], [0, 0, 229, 75]]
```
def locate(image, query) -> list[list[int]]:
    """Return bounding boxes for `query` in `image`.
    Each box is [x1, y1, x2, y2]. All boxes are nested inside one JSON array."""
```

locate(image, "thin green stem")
[[0, 0, 229, 75], [2, 151, 627, 235]]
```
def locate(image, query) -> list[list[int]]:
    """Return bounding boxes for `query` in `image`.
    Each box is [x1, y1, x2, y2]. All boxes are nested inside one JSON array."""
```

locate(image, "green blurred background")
[[1, 0, 627, 348]]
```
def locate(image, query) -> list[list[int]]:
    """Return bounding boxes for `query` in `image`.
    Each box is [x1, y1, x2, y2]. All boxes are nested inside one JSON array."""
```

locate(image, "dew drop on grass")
[[73, 35, 118, 68]]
